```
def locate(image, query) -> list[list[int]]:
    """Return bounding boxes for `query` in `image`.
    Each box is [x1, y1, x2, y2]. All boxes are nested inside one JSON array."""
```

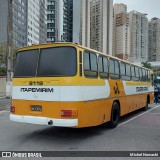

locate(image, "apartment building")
[[47, 0, 58, 42], [115, 13, 130, 60], [81, 0, 113, 55], [113, 3, 127, 57], [39, 0, 48, 43], [0, 0, 27, 47], [80, 0, 91, 48], [0, 0, 47, 47], [129, 11, 148, 63], [148, 17, 160, 61], [58, 0, 73, 42], [47, 0, 80, 43], [72, 0, 81, 43], [27, 0, 47, 46], [113, 3, 130, 60]]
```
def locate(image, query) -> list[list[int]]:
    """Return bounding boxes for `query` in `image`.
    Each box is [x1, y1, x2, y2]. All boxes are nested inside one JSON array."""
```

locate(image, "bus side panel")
[[140, 94, 147, 108], [119, 96, 127, 116], [150, 92, 154, 104], [79, 99, 112, 127], [133, 94, 141, 110]]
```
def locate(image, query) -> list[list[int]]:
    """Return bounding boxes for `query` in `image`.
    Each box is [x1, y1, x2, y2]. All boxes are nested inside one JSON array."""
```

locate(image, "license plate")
[[31, 106, 42, 112]]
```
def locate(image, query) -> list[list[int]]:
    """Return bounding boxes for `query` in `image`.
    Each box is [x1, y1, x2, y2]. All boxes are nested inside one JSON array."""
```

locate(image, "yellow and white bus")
[[10, 43, 154, 128]]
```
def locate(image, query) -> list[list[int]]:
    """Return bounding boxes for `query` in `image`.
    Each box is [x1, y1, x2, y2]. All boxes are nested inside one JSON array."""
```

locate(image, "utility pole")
[[6, 0, 13, 98]]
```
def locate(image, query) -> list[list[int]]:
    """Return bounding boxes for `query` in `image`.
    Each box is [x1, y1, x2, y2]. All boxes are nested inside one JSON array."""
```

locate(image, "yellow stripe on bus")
[[12, 77, 105, 86], [126, 81, 151, 86]]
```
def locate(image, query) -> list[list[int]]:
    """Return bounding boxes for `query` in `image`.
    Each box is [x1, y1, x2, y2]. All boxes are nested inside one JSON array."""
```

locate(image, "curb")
[[0, 105, 10, 112], [0, 97, 6, 99]]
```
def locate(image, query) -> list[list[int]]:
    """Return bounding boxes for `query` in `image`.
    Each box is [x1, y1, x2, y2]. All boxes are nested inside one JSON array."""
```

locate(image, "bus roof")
[[17, 42, 150, 71]]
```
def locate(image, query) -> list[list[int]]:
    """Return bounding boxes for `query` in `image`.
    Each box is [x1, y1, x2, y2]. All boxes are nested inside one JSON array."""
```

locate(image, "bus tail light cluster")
[[61, 110, 78, 117], [10, 106, 15, 113]]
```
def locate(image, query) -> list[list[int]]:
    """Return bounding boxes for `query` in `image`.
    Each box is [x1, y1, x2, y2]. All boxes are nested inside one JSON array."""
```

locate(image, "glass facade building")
[[0, 0, 47, 48], [47, 0, 80, 43], [0, 0, 27, 48]]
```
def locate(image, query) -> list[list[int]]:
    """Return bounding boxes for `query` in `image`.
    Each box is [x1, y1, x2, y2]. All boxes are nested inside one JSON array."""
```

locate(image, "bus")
[[10, 43, 154, 128]]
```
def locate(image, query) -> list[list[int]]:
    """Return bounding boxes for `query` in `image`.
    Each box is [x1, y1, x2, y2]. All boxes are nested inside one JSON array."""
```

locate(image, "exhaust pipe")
[[48, 120, 53, 125]]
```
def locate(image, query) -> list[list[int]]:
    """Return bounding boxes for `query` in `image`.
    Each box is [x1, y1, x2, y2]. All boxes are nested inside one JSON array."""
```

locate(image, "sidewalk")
[[0, 98, 11, 111]]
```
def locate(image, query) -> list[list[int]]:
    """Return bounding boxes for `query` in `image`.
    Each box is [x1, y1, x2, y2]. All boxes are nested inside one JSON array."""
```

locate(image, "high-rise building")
[[113, 3, 127, 16], [80, 0, 113, 55], [0, 0, 47, 47], [39, 0, 48, 43], [113, 4, 126, 57], [129, 11, 148, 63], [148, 17, 160, 61], [57, 0, 71, 42], [47, 0, 80, 43], [113, 3, 130, 60], [90, 0, 113, 54], [72, 0, 81, 43], [115, 13, 130, 60], [27, 0, 47, 46], [47, 0, 59, 42], [80, 0, 91, 48], [0, 0, 27, 48]]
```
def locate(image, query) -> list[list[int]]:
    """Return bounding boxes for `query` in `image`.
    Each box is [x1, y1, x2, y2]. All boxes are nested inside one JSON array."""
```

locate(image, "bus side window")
[[146, 70, 149, 82], [120, 62, 131, 81], [120, 62, 126, 80], [84, 52, 90, 70], [109, 59, 114, 78], [84, 51, 98, 78], [103, 57, 109, 75], [131, 65, 136, 81], [98, 56, 109, 79], [135, 67, 140, 81], [115, 60, 120, 78], [141, 69, 146, 82], [126, 64, 131, 81], [109, 59, 120, 79], [147, 70, 151, 82], [139, 68, 142, 81]]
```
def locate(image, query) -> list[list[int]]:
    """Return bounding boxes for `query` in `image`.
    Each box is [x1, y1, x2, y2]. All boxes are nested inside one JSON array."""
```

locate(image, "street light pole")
[[6, 0, 13, 98]]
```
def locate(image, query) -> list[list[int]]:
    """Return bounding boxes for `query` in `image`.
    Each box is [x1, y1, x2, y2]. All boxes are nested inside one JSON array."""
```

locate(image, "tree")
[[12, 44, 17, 67], [141, 61, 152, 69], [0, 43, 7, 66], [0, 42, 17, 76]]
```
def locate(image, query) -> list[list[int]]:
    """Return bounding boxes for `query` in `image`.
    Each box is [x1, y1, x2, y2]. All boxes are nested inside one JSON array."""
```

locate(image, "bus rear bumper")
[[10, 114, 78, 127]]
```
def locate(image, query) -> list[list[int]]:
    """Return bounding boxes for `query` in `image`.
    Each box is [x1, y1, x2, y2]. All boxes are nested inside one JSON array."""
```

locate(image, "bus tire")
[[109, 102, 120, 129], [142, 97, 149, 111]]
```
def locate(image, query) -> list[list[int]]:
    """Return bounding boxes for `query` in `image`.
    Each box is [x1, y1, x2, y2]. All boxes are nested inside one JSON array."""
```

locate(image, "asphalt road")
[[0, 103, 160, 160]]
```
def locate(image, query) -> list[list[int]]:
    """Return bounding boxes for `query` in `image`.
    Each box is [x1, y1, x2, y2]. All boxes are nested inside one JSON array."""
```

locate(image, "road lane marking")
[[118, 105, 160, 127]]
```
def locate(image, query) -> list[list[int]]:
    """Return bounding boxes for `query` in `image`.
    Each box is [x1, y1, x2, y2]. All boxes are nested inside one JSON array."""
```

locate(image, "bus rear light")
[[61, 110, 78, 117], [10, 106, 15, 113]]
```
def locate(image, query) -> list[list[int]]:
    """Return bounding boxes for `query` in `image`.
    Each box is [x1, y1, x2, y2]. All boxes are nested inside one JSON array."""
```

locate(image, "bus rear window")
[[14, 49, 39, 77], [37, 47, 77, 77], [14, 47, 77, 77]]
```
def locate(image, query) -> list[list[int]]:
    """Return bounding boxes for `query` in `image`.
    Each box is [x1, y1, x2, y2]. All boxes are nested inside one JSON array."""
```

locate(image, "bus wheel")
[[142, 97, 149, 111], [109, 102, 120, 128]]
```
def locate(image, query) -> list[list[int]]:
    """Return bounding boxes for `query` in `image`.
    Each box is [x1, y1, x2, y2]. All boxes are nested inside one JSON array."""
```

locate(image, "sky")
[[113, 0, 160, 19]]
